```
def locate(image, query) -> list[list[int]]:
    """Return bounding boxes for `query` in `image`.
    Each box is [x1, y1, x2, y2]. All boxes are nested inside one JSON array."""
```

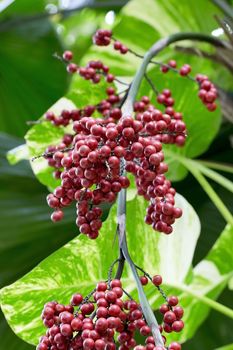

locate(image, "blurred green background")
[[0, 0, 232, 349]]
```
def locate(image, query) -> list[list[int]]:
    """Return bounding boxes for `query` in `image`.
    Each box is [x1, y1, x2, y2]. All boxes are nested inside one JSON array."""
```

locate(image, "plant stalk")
[[117, 31, 230, 346], [117, 189, 164, 347]]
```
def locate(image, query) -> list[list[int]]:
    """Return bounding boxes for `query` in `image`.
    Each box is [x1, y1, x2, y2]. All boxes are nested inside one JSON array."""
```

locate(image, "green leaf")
[[0, 0, 45, 17], [171, 224, 233, 343], [0, 0, 69, 137], [24, 97, 75, 189], [7, 144, 29, 165], [214, 344, 233, 350], [1, 192, 232, 345], [67, 73, 109, 107], [0, 193, 198, 345]]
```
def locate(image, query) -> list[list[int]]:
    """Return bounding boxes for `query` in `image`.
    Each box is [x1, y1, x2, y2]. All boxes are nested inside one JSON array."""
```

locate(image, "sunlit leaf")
[[0, 192, 220, 346]]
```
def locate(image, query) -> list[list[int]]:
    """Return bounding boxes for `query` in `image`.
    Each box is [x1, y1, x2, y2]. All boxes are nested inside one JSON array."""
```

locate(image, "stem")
[[117, 189, 164, 347], [193, 161, 233, 194], [114, 249, 125, 279], [212, 0, 233, 20], [165, 32, 227, 47], [198, 160, 233, 174], [116, 31, 230, 346], [134, 264, 169, 303], [189, 167, 233, 225], [144, 74, 159, 96], [164, 150, 233, 224], [122, 32, 227, 115]]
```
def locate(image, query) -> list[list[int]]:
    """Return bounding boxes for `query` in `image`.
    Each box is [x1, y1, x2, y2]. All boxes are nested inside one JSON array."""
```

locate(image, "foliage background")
[[0, 0, 232, 349]]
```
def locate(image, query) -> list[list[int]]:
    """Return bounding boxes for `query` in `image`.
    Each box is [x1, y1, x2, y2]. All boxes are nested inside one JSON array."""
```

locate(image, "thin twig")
[[26, 120, 43, 125], [113, 77, 130, 86], [212, 0, 233, 20], [74, 287, 97, 316], [118, 88, 130, 95], [108, 258, 121, 288], [144, 73, 159, 96], [31, 146, 74, 161], [122, 287, 133, 300], [134, 264, 168, 303], [149, 59, 198, 83]]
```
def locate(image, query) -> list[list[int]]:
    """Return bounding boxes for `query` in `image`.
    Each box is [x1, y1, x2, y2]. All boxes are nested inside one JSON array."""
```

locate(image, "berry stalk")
[[107, 31, 224, 346], [117, 193, 165, 346], [121, 31, 225, 117]]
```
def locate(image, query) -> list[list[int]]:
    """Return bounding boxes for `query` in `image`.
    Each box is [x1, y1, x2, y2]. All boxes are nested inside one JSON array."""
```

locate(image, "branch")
[[144, 73, 159, 96], [212, 0, 233, 20], [117, 189, 164, 347], [122, 31, 228, 116], [116, 30, 232, 347], [175, 45, 233, 73], [114, 248, 125, 279]]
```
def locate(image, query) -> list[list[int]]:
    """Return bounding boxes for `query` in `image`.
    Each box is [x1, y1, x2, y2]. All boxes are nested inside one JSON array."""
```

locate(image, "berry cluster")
[[66, 58, 116, 83], [113, 41, 128, 55], [160, 60, 191, 77], [45, 86, 121, 128], [160, 60, 177, 73], [196, 74, 217, 111], [37, 275, 183, 350], [93, 29, 112, 46], [160, 60, 191, 76], [39, 29, 219, 238], [159, 59, 217, 111], [78, 61, 114, 84], [93, 29, 128, 55], [45, 95, 184, 237]]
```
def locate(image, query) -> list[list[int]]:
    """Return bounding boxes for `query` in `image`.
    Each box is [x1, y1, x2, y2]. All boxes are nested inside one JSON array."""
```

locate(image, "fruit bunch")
[[46, 93, 184, 238], [40, 29, 219, 238], [92, 30, 217, 111], [196, 74, 218, 111], [37, 276, 184, 350]]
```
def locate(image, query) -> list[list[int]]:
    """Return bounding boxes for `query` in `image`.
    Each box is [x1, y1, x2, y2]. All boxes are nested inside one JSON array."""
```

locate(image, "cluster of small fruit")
[[42, 29, 218, 237], [45, 86, 122, 127], [139, 274, 184, 334], [92, 29, 217, 112], [63, 46, 117, 85], [196, 74, 218, 111], [45, 94, 184, 237], [93, 29, 128, 55], [160, 60, 191, 77], [36, 276, 184, 350]]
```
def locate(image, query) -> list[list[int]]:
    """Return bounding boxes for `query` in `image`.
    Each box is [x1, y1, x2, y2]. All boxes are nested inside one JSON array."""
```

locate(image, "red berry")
[[167, 296, 179, 306], [152, 275, 162, 286], [140, 276, 148, 285], [63, 50, 73, 61], [51, 210, 64, 222], [172, 320, 184, 332]]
